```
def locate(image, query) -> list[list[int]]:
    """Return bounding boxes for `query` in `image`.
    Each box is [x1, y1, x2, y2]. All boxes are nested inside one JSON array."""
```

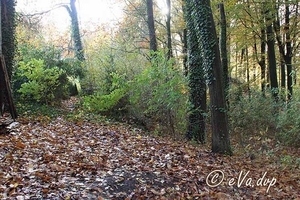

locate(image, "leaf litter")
[[0, 115, 299, 199]]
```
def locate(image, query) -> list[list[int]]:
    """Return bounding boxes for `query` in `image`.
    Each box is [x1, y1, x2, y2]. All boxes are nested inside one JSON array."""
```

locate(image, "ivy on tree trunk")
[[186, 0, 232, 155], [184, 0, 207, 144], [65, 0, 85, 61], [1, 0, 16, 80]]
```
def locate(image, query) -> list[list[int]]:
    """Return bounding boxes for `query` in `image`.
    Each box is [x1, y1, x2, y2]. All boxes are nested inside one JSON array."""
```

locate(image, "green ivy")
[[2, 0, 17, 79]]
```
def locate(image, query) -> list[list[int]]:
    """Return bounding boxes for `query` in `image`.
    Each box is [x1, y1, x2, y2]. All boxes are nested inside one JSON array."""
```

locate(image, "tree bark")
[[285, 1, 293, 100], [166, 0, 172, 59], [265, 4, 278, 100], [218, 3, 229, 105], [258, 28, 266, 95], [65, 0, 85, 61], [1, 0, 16, 79], [274, 6, 286, 93], [146, 0, 157, 52], [184, 0, 207, 144], [188, 0, 232, 155], [182, 28, 188, 76]]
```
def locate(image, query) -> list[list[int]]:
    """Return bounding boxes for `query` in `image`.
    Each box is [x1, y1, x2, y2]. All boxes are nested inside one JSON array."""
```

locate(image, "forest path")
[[0, 114, 299, 199]]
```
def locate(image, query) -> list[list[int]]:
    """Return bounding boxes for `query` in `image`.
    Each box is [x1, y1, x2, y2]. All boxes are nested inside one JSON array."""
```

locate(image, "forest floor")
[[0, 100, 299, 199]]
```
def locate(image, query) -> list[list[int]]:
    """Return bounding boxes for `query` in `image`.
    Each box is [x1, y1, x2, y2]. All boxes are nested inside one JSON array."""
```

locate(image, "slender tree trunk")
[[255, 26, 266, 95], [184, 0, 206, 143], [166, 0, 172, 59], [182, 28, 188, 76], [280, 61, 286, 88], [265, 5, 278, 100], [218, 3, 229, 105], [274, 6, 286, 94], [260, 12, 267, 95], [146, 0, 157, 52], [285, 1, 293, 100], [65, 0, 85, 61]]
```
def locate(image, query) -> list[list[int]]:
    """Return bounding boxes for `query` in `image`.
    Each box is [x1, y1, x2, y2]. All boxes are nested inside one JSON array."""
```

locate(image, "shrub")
[[276, 94, 300, 147], [83, 88, 128, 113], [129, 51, 189, 136], [82, 72, 129, 114], [229, 88, 277, 136], [14, 43, 85, 98], [17, 59, 67, 104]]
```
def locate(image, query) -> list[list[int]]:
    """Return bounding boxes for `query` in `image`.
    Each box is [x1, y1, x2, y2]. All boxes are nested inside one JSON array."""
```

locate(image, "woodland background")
[[0, 0, 299, 199]]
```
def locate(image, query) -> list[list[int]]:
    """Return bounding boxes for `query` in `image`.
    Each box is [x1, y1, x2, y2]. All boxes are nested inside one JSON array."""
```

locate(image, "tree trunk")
[[184, 0, 207, 144], [257, 25, 266, 95], [146, 0, 157, 52], [260, 16, 267, 95], [285, 1, 293, 100], [166, 0, 172, 59], [65, 0, 85, 61], [188, 0, 232, 155], [218, 3, 229, 97], [265, 5, 278, 100], [274, 6, 286, 94], [1, 0, 16, 80], [0, 1, 17, 119], [182, 28, 188, 76]]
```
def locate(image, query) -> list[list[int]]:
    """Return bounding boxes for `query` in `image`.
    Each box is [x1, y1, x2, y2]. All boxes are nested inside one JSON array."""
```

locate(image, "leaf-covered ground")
[[0, 112, 299, 199]]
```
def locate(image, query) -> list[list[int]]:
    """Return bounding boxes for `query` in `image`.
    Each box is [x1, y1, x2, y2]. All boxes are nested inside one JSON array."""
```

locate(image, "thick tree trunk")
[[0, 0, 17, 119], [184, 0, 206, 143], [146, 0, 157, 52], [1, 0, 16, 80], [190, 0, 232, 155]]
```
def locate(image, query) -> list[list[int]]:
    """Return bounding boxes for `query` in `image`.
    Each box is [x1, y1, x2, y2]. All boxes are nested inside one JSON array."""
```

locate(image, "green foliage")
[[83, 88, 128, 113], [229, 86, 300, 148], [14, 42, 85, 98], [17, 43, 85, 78], [17, 102, 64, 119], [83, 72, 129, 113], [229, 88, 277, 136], [276, 96, 300, 147], [129, 51, 189, 136], [57, 58, 85, 79], [185, 0, 215, 83], [81, 39, 145, 114], [17, 59, 66, 104]]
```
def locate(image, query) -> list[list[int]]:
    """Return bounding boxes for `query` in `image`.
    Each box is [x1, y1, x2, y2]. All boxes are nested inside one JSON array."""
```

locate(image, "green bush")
[[276, 96, 300, 147], [129, 51, 189, 136], [14, 43, 85, 98], [83, 88, 128, 113], [229, 88, 277, 136], [17, 59, 67, 104], [82, 72, 129, 113]]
